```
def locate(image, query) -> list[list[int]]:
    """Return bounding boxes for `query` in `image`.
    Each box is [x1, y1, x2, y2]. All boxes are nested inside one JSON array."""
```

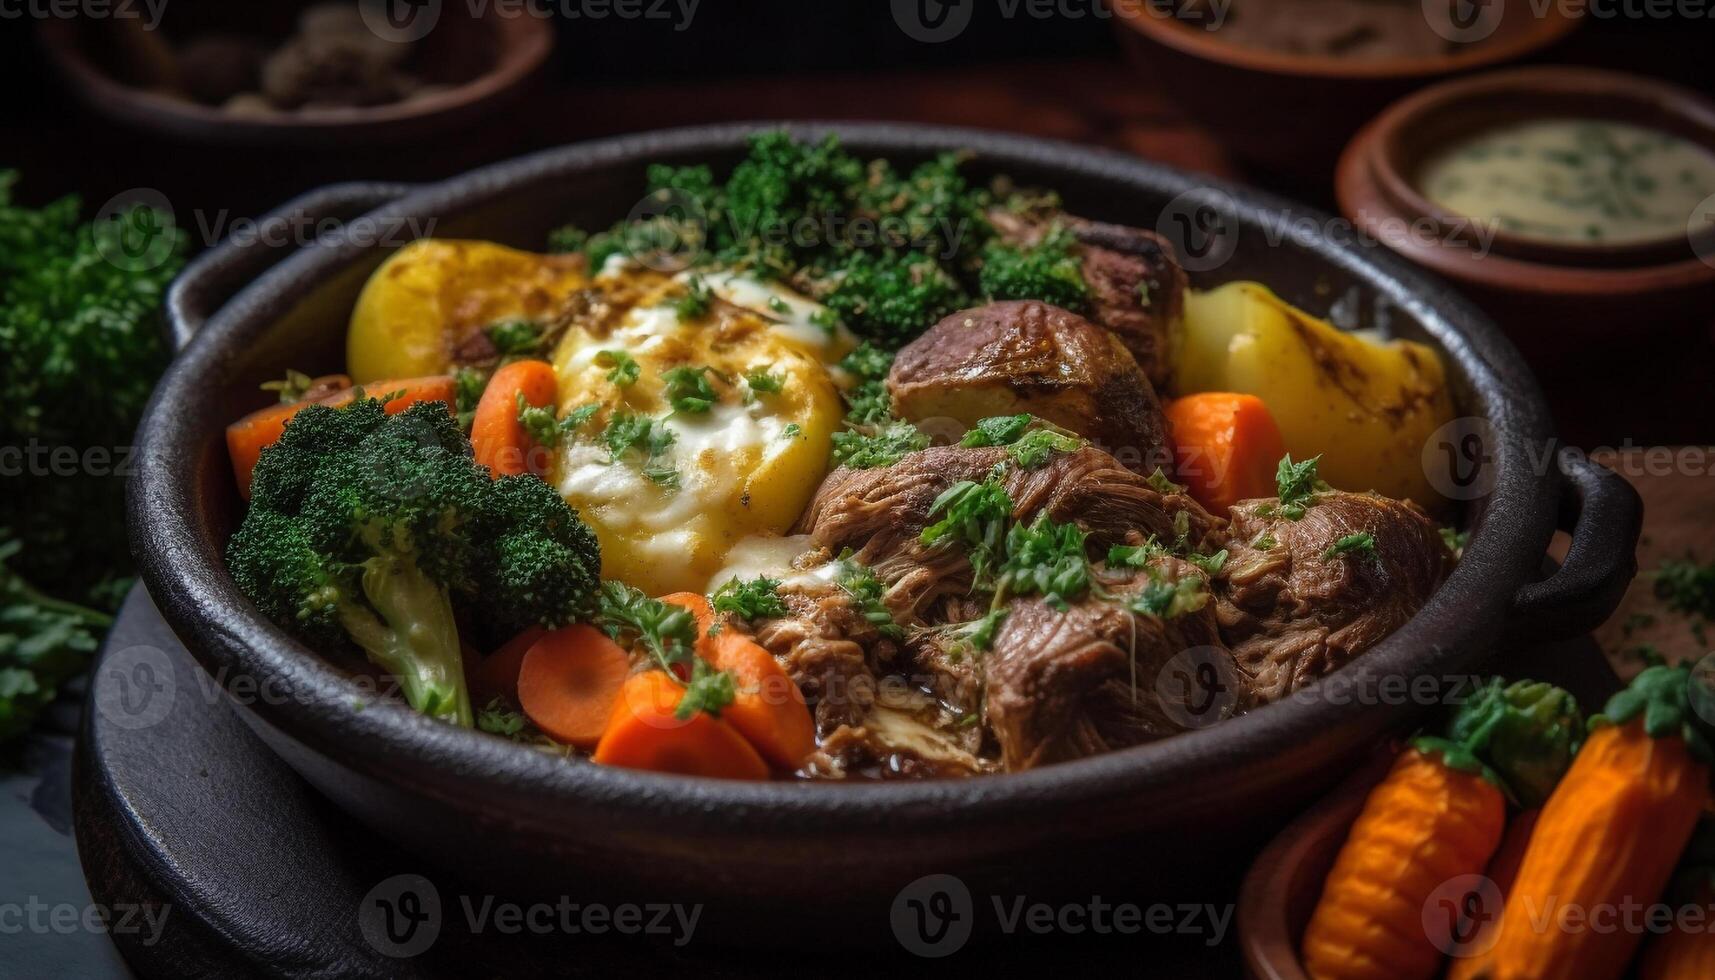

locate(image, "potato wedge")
[[888, 301, 1172, 473], [347, 239, 587, 383], [1174, 281, 1455, 506]]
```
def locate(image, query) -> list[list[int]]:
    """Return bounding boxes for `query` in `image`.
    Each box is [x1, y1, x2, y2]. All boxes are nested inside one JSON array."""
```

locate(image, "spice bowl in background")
[[1111, 0, 1582, 185], [1336, 66, 1715, 358]]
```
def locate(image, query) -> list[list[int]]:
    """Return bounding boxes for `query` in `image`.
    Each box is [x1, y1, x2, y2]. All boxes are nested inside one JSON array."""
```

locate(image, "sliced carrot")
[[516, 625, 630, 748], [657, 592, 717, 647], [225, 375, 456, 499], [1164, 392, 1288, 513], [704, 631, 816, 771], [592, 671, 770, 780], [471, 627, 546, 708], [470, 359, 557, 479]]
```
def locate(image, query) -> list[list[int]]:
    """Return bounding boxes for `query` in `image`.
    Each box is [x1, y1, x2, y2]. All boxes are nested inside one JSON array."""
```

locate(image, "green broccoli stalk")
[[227, 400, 601, 727], [1440, 677, 1585, 807]]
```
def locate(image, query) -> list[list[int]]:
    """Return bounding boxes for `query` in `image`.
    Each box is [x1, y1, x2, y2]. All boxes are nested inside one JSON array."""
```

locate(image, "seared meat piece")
[[887, 301, 1173, 474], [984, 558, 1247, 770], [798, 445, 1227, 580], [988, 210, 1188, 390], [1215, 491, 1455, 701]]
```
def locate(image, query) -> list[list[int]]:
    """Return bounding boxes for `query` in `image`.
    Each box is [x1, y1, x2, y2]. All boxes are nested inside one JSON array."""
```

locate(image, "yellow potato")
[[551, 294, 843, 596], [346, 239, 587, 383], [1174, 281, 1455, 507]]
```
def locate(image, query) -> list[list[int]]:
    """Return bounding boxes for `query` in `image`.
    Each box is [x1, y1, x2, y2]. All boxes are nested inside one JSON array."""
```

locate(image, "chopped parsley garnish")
[[834, 558, 904, 640], [921, 477, 1012, 586], [1187, 549, 1229, 575], [745, 369, 785, 395], [1275, 454, 1328, 520], [597, 581, 733, 719], [643, 464, 681, 490], [476, 697, 529, 738], [1324, 532, 1377, 560], [676, 276, 713, 320], [1654, 557, 1715, 621], [782, 423, 802, 439], [838, 343, 895, 426], [809, 307, 842, 335], [961, 414, 1033, 448], [601, 411, 677, 489], [998, 514, 1090, 612], [1008, 429, 1082, 469], [959, 606, 1009, 650], [1252, 533, 1277, 551], [661, 365, 719, 414], [454, 366, 487, 429], [1146, 468, 1187, 495], [487, 319, 545, 357], [766, 295, 791, 315], [1107, 538, 1167, 569], [260, 369, 315, 404], [710, 575, 789, 621], [516, 393, 564, 448], [1440, 526, 1469, 557], [562, 403, 601, 429], [1129, 572, 1209, 619], [831, 420, 928, 469], [596, 350, 640, 387]]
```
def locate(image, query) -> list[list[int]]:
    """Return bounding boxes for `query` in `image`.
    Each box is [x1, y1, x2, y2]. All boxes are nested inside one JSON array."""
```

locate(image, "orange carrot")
[[516, 625, 630, 748], [592, 670, 770, 780], [1164, 392, 1288, 512], [658, 592, 717, 646], [1301, 745, 1507, 980], [704, 631, 816, 771], [1445, 810, 1541, 980], [470, 359, 557, 478], [471, 627, 547, 708], [225, 375, 456, 498]]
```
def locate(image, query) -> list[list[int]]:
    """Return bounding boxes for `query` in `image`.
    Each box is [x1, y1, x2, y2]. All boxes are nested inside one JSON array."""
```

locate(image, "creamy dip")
[[1417, 118, 1715, 246]]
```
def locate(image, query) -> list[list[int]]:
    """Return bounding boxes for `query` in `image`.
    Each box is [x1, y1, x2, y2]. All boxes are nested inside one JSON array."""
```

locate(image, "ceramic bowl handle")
[[164, 182, 416, 351], [1510, 449, 1643, 641]]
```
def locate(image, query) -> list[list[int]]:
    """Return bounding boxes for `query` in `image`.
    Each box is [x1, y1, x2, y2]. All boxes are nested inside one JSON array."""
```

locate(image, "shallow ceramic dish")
[[1111, 0, 1581, 182], [129, 122, 1639, 944], [38, 0, 552, 146], [1337, 66, 1715, 347]]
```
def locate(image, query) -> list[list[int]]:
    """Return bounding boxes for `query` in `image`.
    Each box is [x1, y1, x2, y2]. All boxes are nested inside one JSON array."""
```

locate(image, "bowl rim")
[[131, 121, 1559, 833], [36, 9, 553, 133], [1109, 0, 1582, 81]]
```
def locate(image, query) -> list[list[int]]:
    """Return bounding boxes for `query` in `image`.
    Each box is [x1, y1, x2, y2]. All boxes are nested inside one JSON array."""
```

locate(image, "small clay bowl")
[[1236, 748, 1398, 979], [1111, 0, 1581, 184], [1337, 66, 1715, 348], [38, 0, 552, 147]]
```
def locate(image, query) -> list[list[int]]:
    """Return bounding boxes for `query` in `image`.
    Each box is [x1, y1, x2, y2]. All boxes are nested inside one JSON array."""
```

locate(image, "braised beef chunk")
[[1072, 221, 1187, 392], [799, 445, 1228, 569], [1215, 491, 1455, 702], [986, 209, 1188, 391], [752, 577, 894, 734], [886, 301, 1173, 474], [984, 558, 1246, 770]]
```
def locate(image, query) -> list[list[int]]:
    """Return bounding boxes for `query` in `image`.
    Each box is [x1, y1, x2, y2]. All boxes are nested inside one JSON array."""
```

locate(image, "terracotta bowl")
[[38, 0, 552, 146], [1337, 66, 1715, 352], [1111, 0, 1581, 183]]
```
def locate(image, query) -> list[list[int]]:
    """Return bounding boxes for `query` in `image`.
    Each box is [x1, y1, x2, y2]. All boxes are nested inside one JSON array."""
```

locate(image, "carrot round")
[[1458, 666, 1713, 980], [471, 359, 557, 478], [705, 631, 815, 771], [225, 375, 456, 498], [1301, 745, 1507, 980], [471, 627, 546, 708], [592, 670, 770, 780], [1164, 392, 1287, 512], [516, 625, 630, 748]]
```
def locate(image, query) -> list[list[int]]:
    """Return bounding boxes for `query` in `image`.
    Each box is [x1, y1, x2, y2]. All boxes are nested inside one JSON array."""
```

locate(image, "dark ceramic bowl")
[[129, 123, 1640, 945]]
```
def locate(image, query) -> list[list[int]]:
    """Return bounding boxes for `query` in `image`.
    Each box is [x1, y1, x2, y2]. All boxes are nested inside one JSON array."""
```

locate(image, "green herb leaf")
[[676, 276, 713, 320], [831, 421, 928, 469], [745, 369, 785, 395], [1324, 532, 1376, 560], [661, 365, 719, 414], [487, 319, 546, 357], [596, 350, 641, 387], [1275, 454, 1327, 519], [710, 576, 789, 620]]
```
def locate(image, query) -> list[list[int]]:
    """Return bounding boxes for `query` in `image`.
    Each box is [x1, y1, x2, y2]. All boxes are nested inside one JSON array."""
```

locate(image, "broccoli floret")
[[979, 224, 1089, 311], [819, 251, 968, 346], [228, 400, 601, 727]]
